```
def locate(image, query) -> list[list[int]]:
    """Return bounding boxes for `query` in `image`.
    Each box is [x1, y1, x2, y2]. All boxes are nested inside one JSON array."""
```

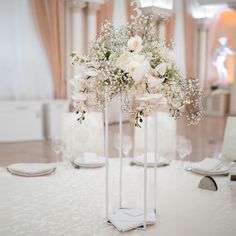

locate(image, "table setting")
[[187, 158, 230, 176], [1, 157, 236, 236], [1, 0, 236, 235], [6, 163, 56, 177], [73, 153, 106, 168]]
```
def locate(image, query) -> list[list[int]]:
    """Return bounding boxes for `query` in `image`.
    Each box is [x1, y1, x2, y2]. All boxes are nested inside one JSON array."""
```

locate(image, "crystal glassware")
[[63, 142, 73, 169], [185, 139, 192, 169], [51, 137, 63, 166], [176, 136, 188, 169], [114, 133, 132, 157], [122, 135, 132, 157]]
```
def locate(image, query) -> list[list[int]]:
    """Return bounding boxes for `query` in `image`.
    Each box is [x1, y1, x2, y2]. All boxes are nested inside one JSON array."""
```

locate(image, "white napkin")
[[8, 163, 55, 175], [138, 152, 166, 164], [108, 209, 156, 232], [191, 158, 222, 172], [74, 153, 105, 165]]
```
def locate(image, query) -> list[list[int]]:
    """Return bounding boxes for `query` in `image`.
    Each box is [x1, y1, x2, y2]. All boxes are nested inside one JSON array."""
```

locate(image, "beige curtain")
[[184, 0, 196, 78], [166, 13, 175, 48], [126, 0, 134, 24], [31, 0, 65, 99], [97, 0, 115, 36]]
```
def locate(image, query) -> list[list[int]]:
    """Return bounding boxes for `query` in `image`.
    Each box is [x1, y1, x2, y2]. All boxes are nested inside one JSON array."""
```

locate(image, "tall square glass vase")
[[104, 88, 158, 232]]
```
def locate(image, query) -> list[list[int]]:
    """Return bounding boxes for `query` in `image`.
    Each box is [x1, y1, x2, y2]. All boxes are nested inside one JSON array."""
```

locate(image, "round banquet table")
[[0, 159, 235, 236]]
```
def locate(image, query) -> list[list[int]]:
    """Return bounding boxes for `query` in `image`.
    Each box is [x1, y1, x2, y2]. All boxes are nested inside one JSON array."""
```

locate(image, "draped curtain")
[[166, 12, 175, 48], [96, 0, 114, 36], [0, 0, 54, 100], [31, 0, 65, 99], [184, 0, 196, 78], [126, 0, 134, 24]]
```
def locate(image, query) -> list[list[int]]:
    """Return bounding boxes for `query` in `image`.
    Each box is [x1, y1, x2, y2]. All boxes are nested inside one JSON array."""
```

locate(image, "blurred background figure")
[[212, 37, 235, 84]]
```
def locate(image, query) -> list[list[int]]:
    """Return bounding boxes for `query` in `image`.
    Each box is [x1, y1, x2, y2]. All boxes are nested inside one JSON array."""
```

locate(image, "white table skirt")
[[0, 159, 235, 236]]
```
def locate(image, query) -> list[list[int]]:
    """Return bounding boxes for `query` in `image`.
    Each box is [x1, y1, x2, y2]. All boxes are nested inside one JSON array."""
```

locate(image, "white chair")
[[61, 112, 104, 158], [134, 111, 176, 159], [222, 116, 236, 161]]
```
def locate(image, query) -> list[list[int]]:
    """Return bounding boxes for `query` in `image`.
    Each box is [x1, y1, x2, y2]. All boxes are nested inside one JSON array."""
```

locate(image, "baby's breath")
[[70, 13, 203, 126]]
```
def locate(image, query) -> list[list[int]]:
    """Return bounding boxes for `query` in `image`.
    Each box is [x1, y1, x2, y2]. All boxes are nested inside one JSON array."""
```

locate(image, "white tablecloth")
[[0, 159, 235, 236]]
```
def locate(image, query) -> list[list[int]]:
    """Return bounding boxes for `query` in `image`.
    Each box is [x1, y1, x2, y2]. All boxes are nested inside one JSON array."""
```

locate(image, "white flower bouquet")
[[71, 11, 202, 127]]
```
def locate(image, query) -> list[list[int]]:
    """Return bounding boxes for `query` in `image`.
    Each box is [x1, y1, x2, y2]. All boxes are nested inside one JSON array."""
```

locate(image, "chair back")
[[134, 111, 176, 159], [61, 112, 104, 158], [222, 116, 236, 161]]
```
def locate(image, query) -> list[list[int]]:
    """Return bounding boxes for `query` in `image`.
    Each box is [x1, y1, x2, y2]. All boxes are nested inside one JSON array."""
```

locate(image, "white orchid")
[[145, 63, 166, 87], [146, 74, 165, 87], [155, 63, 166, 76], [72, 92, 87, 102], [126, 59, 151, 82], [116, 51, 132, 70], [117, 50, 151, 82], [132, 60, 151, 82], [70, 77, 84, 92], [86, 67, 98, 77]]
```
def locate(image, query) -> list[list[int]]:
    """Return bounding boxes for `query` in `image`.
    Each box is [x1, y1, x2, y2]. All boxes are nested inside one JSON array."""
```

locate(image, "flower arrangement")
[[70, 3, 202, 127]]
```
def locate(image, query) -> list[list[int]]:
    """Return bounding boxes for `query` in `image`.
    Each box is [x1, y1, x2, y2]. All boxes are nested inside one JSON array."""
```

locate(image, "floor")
[[0, 116, 227, 166]]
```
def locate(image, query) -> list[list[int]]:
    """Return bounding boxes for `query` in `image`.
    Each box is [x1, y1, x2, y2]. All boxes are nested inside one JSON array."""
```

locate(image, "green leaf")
[[105, 51, 111, 60]]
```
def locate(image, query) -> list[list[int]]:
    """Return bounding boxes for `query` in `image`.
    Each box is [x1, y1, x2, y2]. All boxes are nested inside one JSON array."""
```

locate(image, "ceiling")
[[197, 0, 236, 5]]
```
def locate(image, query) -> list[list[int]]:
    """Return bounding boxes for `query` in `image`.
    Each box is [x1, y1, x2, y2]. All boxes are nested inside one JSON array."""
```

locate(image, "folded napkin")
[[138, 152, 166, 164], [191, 158, 222, 172], [74, 153, 105, 165], [8, 163, 55, 175]]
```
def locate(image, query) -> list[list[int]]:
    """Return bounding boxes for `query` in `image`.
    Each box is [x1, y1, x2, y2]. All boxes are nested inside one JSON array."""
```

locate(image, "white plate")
[[7, 167, 56, 177], [74, 156, 105, 168], [7, 163, 56, 176], [133, 153, 170, 167], [190, 165, 229, 176]]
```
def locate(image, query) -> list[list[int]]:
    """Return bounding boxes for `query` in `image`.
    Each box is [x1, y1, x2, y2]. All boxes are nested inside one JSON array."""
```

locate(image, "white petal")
[[156, 63, 166, 76], [127, 36, 143, 52], [132, 60, 151, 82], [72, 93, 87, 101], [147, 74, 164, 87], [86, 68, 98, 77], [131, 53, 145, 63]]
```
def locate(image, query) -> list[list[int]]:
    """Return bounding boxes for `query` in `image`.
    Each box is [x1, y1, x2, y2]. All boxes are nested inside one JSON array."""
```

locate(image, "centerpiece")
[[70, 0, 202, 232]]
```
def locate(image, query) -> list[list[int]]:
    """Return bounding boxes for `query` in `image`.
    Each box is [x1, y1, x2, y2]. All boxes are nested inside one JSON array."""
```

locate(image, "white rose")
[[126, 61, 140, 75], [127, 36, 143, 52], [117, 52, 132, 70], [130, 53, 145, 63]]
